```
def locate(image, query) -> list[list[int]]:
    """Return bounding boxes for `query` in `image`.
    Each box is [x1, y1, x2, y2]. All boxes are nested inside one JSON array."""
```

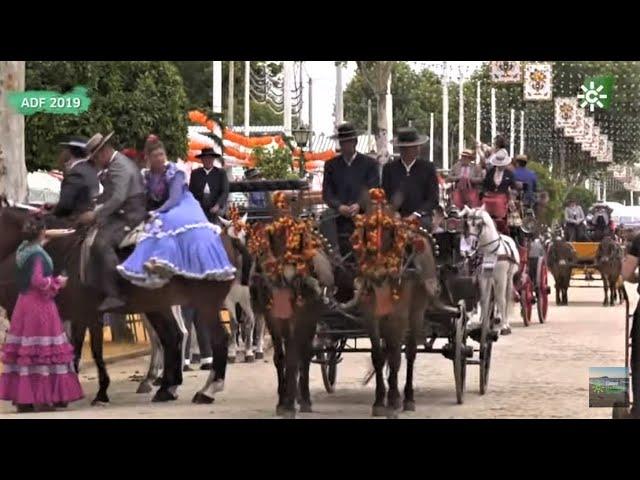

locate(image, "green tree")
[[25, 61, 188, 170]]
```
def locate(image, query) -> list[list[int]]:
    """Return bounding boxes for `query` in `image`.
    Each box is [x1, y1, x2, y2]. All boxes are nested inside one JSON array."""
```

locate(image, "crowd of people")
[[3, 120, 640, 419]]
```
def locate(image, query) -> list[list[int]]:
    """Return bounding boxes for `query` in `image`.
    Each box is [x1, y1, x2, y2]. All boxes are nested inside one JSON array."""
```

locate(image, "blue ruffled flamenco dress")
[[117, 162, 236, 288]]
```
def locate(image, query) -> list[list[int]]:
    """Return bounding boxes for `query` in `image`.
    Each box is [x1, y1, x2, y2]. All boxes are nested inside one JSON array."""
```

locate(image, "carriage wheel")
[[520, 278, 533, 327], [453, 300, 468, 404], [318, 340, 341, 394], [479, 291, 495, 395], [536, 258, 549, 324]]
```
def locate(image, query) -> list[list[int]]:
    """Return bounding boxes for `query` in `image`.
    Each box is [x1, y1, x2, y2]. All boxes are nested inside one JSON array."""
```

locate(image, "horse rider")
[[189, 147, 229, 225], [512, 154, 538, 211], [77, 132, 147, 312], [48, 136, 101, 222], [320, 122, 380, 260], [447, 148, 483, 209], [564, 198, 585, 242], [382, 127, 440, 230]]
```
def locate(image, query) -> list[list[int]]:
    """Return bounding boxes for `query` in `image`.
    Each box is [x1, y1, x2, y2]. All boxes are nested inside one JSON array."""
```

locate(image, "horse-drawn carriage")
[[479, 189, 551, 326]]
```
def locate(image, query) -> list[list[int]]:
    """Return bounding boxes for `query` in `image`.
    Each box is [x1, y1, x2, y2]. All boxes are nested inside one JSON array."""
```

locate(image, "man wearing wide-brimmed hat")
[[189, 147, 229, 224], [447, 148, 484, 209], [77, 132, 147, 312], [52, 136, 101, 219], [320, 122, 380, 258], [382, 127, 439, 228]]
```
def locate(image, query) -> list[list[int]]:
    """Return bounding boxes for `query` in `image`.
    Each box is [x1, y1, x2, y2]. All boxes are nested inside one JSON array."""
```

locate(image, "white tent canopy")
[[27, 171, 61, 204]]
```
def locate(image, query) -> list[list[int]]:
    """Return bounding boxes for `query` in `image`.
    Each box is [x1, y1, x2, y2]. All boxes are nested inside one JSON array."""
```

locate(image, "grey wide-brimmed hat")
[[87, 132, 115, 159], [488, 148, 512, 167], [393, 127, 428, 147], [330, 122, 360, 142], [59, 136, 90, 149]]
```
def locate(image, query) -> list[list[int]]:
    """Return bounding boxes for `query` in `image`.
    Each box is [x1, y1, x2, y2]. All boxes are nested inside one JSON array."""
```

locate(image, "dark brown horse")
[[547, 238, 576, 306], [249, 211, 334, 419], [0, 201, 234, 405], [350, 194, 439, 418], [596, 235, 627, 306]]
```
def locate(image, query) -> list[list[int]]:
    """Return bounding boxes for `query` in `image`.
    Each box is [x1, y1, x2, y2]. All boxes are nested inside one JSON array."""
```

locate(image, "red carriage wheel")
[[536, 258, 549, 324], [520, 277, 533, 327]]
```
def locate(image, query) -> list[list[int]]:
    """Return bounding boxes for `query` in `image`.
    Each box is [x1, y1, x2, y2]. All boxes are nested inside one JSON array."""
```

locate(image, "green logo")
[[6, 86, 91, 116], [578, 76, 614, 112]]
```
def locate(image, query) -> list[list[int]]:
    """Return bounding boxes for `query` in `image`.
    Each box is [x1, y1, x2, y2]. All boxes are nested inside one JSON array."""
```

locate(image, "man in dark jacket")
[[321, 122, 380, 258], [189, 148, 229, 224], [382, 127, 439, 229], [53, 136, 100, 220]]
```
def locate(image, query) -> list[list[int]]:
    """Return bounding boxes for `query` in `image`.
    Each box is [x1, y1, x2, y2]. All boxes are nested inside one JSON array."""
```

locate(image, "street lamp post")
[[292, 127, 312, 178]]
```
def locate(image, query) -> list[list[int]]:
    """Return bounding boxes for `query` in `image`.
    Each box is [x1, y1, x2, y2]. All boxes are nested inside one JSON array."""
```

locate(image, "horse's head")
[[0, 205, 37, 261], [597, 235, 620, 264], [220, 206, 248, 245], [460, 204, 496, 249]]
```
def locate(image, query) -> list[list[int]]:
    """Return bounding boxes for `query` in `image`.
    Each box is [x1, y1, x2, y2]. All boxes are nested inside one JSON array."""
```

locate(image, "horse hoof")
[[255, 352, 264, 360], [192, 392, 215, 404], [245, 355, 255, 363], [299, 403, 312, 413], [372, 405, 387, 417], [276, 405, 286, 416], [500, 326, 512, 336], [91, 399, 109, 407], [403, 400, 416, 412], [152, 377, 163, 386], [152, 390, 177, 403], [280, 409, 296, 419], [182, 366, 193, 373], [386, 409, 400, 419], [136, 382, 153, 394], [227, 357, 236, 364]]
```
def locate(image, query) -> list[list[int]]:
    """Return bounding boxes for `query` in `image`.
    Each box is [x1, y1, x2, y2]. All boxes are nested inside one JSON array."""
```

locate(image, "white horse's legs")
[[254, 313, 265, 358], [137, 315, 164, 394], [238, 286, 256, 361], [493, 263, 510, 330], [224, 297, 239, 362]]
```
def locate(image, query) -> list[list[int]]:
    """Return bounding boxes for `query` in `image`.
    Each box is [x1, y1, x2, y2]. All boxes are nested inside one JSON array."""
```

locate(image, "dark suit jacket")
[[482, 167, 515, 194], [189, 167, 229, 217], [322, 152, 380, 211], [382, 158, 439, 217], [54, 160, 100, 218]]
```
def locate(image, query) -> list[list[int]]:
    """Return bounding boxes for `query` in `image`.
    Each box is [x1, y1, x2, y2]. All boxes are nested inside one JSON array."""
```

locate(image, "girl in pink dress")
[[0, 218, 83, 413]]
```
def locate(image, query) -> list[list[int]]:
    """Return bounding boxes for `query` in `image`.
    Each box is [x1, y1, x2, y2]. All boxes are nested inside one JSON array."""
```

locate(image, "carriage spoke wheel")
[[319, 339, 342, 394], [479, 291, 494, 395], [520, 278, 533, 327], [453, 300, 468, 404], [536, 259, 549, 324]]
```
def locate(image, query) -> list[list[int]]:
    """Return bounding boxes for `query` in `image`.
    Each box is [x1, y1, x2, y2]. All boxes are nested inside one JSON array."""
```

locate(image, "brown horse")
[[547, 238, 576, 306], [596, 235, 627, 307], [350, 192, 440, 418], [249, 208, 334, 419], [0, 202, 234, 405]]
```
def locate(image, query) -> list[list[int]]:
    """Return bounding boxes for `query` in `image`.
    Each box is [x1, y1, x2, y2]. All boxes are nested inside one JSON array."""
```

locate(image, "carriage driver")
[[320, 122, 380, 259]]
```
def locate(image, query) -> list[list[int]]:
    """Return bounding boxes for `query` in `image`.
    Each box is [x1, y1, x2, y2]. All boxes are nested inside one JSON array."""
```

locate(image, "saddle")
[[79, 221, 146, 284]]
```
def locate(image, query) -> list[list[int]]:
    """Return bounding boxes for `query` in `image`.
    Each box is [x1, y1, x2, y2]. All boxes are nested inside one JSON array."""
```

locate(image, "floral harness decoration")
[[247, 192, 322, 306], [351, 188, 430, 302]]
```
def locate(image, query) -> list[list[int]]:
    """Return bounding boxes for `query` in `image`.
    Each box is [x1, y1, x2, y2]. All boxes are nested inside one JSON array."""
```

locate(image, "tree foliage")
[[252, 146, 298, 180], [25, 61, 188, 170]]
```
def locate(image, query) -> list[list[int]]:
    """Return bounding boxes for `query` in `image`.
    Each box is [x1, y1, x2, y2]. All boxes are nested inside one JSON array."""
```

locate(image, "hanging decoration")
[[554, 97, 578, 129], [490, 61, 522, 83], [523, 63, 553, 101], [564, 107, 585, 138]]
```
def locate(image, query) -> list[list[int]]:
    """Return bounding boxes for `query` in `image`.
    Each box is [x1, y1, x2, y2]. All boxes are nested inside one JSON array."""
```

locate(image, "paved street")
[[0, 282, 633, 419]]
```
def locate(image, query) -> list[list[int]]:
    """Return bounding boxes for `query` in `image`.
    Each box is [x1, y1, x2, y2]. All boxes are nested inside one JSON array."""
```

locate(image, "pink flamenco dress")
[[0, 242, 83, 409]]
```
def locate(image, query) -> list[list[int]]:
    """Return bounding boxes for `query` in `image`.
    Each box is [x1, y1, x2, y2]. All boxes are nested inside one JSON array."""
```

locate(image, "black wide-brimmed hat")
[[59, 136, 90, 149], [393, 127, 428, 147], [196, 147, 222, 159], [330, 122, 360, 142]]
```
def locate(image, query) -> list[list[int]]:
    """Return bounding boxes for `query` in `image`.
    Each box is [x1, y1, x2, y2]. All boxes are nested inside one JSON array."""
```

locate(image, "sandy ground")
[[0, 281, 633, 419]]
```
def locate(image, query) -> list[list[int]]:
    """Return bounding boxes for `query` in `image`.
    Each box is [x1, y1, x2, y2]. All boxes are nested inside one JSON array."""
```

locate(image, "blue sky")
[[589, 367, 628, 378]]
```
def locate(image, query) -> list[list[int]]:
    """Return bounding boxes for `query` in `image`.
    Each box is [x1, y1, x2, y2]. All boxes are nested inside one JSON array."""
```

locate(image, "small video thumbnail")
[[589, 367, 630, 408]]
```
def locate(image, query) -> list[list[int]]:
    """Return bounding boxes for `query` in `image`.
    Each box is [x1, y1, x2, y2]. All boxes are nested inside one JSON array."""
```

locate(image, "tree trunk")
[[375, 92, 390, 165], [0, 61, 27, 203]]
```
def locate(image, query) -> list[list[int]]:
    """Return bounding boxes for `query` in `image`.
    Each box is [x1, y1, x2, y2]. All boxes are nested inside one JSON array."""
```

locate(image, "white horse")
[[461, 205, 520, 335], [218, 213, 264, 363]]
